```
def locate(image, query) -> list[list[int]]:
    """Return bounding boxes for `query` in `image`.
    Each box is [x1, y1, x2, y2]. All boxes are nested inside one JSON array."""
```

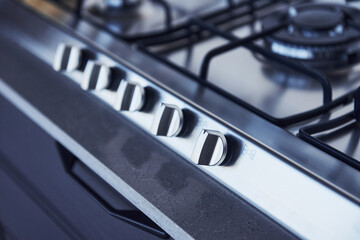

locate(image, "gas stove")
[[1, 0, 360, 239]]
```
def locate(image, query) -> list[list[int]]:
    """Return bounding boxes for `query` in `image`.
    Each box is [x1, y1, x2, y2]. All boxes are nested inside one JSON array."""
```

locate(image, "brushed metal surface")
[[0, 36, 294, 240], [3, 0, 360, 239]]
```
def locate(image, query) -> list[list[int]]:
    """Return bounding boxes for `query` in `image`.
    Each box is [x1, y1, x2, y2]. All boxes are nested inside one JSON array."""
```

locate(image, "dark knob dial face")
[[191, 130, 228, 166]]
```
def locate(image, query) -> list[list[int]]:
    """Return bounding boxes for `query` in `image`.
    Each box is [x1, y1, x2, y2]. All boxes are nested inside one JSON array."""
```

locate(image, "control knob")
[[53, 43, 82, 72], [151, 103, 184, 137], [191, 130, 228, 166], [82, 60, 111, 91], [113, 80, 145, 112]]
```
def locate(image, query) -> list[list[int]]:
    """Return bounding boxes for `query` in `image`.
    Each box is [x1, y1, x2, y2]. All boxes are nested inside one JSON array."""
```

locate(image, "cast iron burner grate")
[[299, 88, 360, 170], [135, 0, 360, 126]]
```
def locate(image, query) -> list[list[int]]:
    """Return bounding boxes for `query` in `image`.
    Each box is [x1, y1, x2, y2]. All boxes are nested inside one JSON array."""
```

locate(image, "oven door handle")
[[55, 142, 169, 239]]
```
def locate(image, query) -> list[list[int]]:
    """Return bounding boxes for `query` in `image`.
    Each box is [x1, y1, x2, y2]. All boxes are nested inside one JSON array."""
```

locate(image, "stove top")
[[100, 0, 360, 167], [151, 0, 360, 165], [4, 0, 360, 239]]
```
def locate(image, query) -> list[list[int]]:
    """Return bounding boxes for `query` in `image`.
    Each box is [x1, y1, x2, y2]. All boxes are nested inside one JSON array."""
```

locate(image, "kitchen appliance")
[[1, 0, 360, 239]]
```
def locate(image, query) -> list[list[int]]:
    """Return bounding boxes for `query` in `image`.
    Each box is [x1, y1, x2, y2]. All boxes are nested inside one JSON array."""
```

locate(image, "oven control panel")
[[50, 40, 360, 240], [53, 43, 230, 167]]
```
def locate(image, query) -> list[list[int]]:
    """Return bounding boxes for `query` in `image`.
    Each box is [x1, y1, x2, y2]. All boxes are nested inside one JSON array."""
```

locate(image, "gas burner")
[[88, 0, 143, 17], [262, 3, 360, 69], [104, 0, 142, 10]]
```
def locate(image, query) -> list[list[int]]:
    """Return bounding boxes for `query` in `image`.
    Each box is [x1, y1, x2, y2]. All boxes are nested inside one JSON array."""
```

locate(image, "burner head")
[[291, 6, 343, 31], [104, 0, 142, 10], [89, 0, 143, 17], [262, 3, 360, 69]]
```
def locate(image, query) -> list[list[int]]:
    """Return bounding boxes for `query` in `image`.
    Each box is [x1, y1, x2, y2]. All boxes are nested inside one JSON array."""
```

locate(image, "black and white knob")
[[191, 130, 227, 166], [151, 103, 184, 137], [82, 61, 111, 91], [113, 80, 145, 112], [53, 43, 82, 72]]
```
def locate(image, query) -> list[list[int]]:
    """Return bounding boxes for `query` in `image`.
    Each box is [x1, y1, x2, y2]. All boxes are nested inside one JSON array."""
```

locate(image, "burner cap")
[[89, 0, 143, 18], [291, 6, 343, 31], [262, 3, 360, 69], [105, 0, 142, 10]]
